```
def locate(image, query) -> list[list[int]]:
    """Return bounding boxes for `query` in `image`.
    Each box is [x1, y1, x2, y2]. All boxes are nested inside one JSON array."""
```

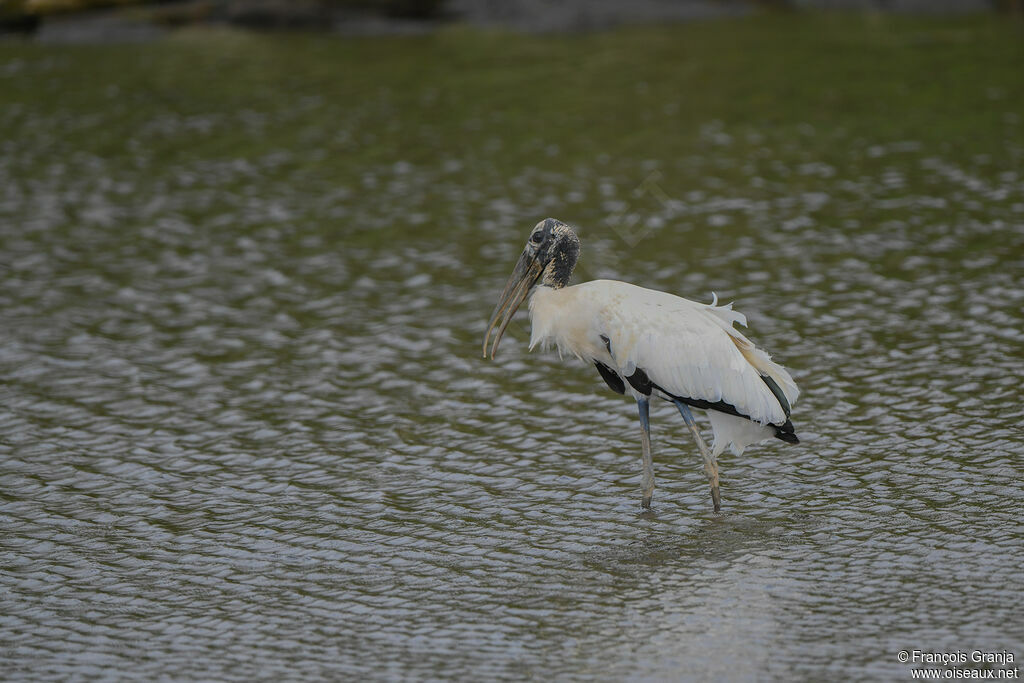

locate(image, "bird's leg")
[[637, 397, 655, 509], [673, 401, 721, 513]]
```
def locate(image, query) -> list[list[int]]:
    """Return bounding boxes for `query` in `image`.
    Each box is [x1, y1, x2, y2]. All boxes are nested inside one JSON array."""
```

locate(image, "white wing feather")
[[528, 279, 799, 456], [593, 282, 791, 427]]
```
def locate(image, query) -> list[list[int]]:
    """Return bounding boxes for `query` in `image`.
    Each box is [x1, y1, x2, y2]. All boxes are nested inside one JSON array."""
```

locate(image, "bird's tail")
[[703, 294, 800, 409]]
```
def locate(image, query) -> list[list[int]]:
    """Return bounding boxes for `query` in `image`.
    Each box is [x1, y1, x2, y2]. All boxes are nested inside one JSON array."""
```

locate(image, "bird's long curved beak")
[[482, 250, 543, 359]]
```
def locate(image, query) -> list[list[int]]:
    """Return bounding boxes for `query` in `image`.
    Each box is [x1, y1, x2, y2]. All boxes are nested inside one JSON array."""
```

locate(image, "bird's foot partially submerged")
[[674, 400, 721, 513]]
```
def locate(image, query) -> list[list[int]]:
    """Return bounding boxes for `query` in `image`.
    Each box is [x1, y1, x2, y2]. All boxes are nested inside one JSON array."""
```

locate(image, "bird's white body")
[[529, 280, 799, 457], [483, 218, 800, 511]]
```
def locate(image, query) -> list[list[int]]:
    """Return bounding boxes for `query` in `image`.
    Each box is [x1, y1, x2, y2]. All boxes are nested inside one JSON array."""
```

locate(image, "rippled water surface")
[[2, 17, 1023, 681]]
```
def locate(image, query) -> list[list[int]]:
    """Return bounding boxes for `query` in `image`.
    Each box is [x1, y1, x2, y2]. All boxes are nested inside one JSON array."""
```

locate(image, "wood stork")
[[482, 218, 799, 512]]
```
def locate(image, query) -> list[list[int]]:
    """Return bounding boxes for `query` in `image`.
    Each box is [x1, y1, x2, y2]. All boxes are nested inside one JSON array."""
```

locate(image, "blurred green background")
[[2, 7, 1021, 249]]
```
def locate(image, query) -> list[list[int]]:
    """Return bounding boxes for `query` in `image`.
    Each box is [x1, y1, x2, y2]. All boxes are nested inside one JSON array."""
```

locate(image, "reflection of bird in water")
[[483, 218, 800, 513]]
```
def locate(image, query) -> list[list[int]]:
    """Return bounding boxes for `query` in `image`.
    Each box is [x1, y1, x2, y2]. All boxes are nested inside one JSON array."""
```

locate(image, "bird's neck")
[[540, 235, 579, 288], [528, 283, 590, 359]]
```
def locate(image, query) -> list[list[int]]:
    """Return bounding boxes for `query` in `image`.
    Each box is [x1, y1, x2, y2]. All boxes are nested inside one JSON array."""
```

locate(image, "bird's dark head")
[[525, 218, 580, 288], [483, 218, 580, 359]]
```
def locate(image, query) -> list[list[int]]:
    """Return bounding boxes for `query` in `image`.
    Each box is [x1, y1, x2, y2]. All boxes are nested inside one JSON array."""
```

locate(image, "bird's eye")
[[531, 232, 543, 243]]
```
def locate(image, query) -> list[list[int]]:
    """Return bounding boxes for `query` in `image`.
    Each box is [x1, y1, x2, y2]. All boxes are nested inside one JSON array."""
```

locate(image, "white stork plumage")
[[482, 218, 800, 512]]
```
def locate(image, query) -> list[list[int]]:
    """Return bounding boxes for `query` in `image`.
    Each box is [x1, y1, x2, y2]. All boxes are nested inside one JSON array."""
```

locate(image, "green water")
[[1, 14, 1023, 681]]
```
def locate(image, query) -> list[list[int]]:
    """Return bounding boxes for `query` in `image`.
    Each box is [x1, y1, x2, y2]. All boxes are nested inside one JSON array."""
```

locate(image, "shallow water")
[[2, 20, 1024, 681]]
